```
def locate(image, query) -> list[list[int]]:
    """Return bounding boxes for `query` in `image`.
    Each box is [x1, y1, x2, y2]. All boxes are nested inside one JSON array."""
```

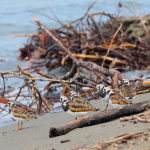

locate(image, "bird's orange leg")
[[20, 122, 23, 130], [102, 104, 108, 112], [104, 104, 108, 111], [14, 122, 20, 131], [80, 116, 84, 118]]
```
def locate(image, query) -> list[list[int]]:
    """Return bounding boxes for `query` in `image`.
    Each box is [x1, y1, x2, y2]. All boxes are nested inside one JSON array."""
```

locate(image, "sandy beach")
[[1, 93, 150, 150]]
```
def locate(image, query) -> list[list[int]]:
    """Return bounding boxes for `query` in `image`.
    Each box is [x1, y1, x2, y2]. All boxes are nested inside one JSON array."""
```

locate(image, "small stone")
[[101, 143, 108, 148]]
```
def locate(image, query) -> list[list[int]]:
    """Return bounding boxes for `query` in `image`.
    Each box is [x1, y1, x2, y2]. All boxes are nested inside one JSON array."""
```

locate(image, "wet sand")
[[0, 93, 150, 150]]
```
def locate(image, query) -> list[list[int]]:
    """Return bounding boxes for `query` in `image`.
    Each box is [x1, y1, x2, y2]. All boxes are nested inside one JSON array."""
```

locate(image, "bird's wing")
[[73, 96, 89, 104], [73, 96, 85, 101], [117, 96, 132, 105], [72, 96, 98, 110], [68, 101, 97, 112], [110, 94, 131, 105], [120, 85, 136, 97], [11, 106, 36, 119]]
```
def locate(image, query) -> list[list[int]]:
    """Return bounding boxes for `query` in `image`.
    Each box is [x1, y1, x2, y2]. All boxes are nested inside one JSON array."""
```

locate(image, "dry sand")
[[1, 93, 150, 150]]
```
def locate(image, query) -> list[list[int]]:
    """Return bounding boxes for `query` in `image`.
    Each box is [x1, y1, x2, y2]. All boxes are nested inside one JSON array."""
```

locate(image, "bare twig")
[[16, 63, 53, 111], [102, 23, 122, 67], [132, 0, 150, 39]]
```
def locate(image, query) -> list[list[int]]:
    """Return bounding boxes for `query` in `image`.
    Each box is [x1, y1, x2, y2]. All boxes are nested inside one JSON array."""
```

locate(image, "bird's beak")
[[58, 101, 61, 103]]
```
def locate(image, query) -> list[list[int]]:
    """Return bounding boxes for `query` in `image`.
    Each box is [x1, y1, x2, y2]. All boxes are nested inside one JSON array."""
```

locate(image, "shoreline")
[[1, 93, 150, 150]]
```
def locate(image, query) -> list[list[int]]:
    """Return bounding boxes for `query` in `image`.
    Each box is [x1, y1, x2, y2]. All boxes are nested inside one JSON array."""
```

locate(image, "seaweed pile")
[[18, 3, 150, 71]]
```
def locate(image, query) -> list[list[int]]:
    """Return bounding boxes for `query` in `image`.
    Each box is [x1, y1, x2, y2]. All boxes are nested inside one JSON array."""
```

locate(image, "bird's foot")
[[14, 129, 20, 131], [14, 122, 20, 131], [80, 116, 84, 119]]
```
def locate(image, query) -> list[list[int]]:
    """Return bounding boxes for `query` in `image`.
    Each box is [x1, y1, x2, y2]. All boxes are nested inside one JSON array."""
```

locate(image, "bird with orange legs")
[[96, 85, 132, 109], [7, 102, 37, 131], [59, 96, 99, 120]]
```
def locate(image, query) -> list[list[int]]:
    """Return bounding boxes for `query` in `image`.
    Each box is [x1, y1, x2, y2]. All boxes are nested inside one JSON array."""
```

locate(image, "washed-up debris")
[[1, 1, 150, 116], [49, 100, 150, 138], [69, 130, 149, 150], [10, 1, 149, 71], [120, 110, 150, 123], [60, 140, 70, 143]]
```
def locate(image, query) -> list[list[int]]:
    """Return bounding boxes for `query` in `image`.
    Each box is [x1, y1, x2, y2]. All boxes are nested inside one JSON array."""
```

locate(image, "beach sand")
[[0, 93, 150, 150]]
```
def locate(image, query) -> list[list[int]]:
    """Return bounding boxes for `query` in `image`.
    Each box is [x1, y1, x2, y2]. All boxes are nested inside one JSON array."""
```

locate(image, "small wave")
[[0, 23, 14, 26]]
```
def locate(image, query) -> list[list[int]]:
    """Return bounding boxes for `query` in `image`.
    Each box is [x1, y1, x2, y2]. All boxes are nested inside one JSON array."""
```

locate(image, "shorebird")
[[96, 84, 109, 101], [98, 86, 132, 108], [7, 102, 37, 131], [69, 91, 98, 110], [120, 79, 136, 100], [59, 96, 99, 120], [96, 84, 110, 111]]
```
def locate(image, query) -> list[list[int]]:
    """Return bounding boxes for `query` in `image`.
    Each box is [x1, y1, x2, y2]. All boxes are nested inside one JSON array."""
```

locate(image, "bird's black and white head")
[[59, 96, 69, 112], [97, 86, 113, 101], [59, 96, 69, 105], [6, 102, 15, 114], [69, 91, 77, 99], [6, 102, 15, 108], [122, 79, 130, 85], [96, 84, 105, 91]]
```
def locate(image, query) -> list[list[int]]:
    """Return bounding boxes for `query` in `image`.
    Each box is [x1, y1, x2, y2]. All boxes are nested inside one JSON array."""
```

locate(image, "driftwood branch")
[[33, 16, 128, 83], [16, 63, 53, 111], [87, 11, 105, 43], [101, 23, 122, 67], [120, 110, 150, 123], [0, 97, 36, 113], [49, 100, 150, 137], [70, 130, 147, 149]]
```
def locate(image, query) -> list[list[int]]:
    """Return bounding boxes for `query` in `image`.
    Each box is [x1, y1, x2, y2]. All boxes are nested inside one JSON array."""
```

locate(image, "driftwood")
[[0, 97, 36, 113], [120, 110, 150, 123], [16, 64, 53, 111], [49, 100, 150, 137], [33, 16, 128, 83], [69, 130, 148, 150], [0, 64, 53, 113]]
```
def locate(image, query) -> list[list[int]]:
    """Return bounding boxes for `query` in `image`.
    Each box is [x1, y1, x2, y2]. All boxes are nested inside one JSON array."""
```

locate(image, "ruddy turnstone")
[[98, 86, 132, 108], [69, 91, 99, 110], [60, 96, 99, 120], [96, 84, 109, 102], [120, 79, 136, 100], [96, 84, 110, 111], [7, 102, 37, 131]]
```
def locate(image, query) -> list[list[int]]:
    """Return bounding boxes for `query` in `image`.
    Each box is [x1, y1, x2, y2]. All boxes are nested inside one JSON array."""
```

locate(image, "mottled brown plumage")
[[60, 96, 99, 120], [68, 101, 99, 112], [7, 102, 37, 131], [120, 84, 136, 99], [111, 88, 120, 95], [69, 91, 99, 111], [110, 93, 132, 105], [11, 105, 37, 119]]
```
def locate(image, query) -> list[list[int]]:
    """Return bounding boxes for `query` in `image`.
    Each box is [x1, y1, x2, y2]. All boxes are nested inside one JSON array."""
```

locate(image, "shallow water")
[[0, 0, 150, 127]]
